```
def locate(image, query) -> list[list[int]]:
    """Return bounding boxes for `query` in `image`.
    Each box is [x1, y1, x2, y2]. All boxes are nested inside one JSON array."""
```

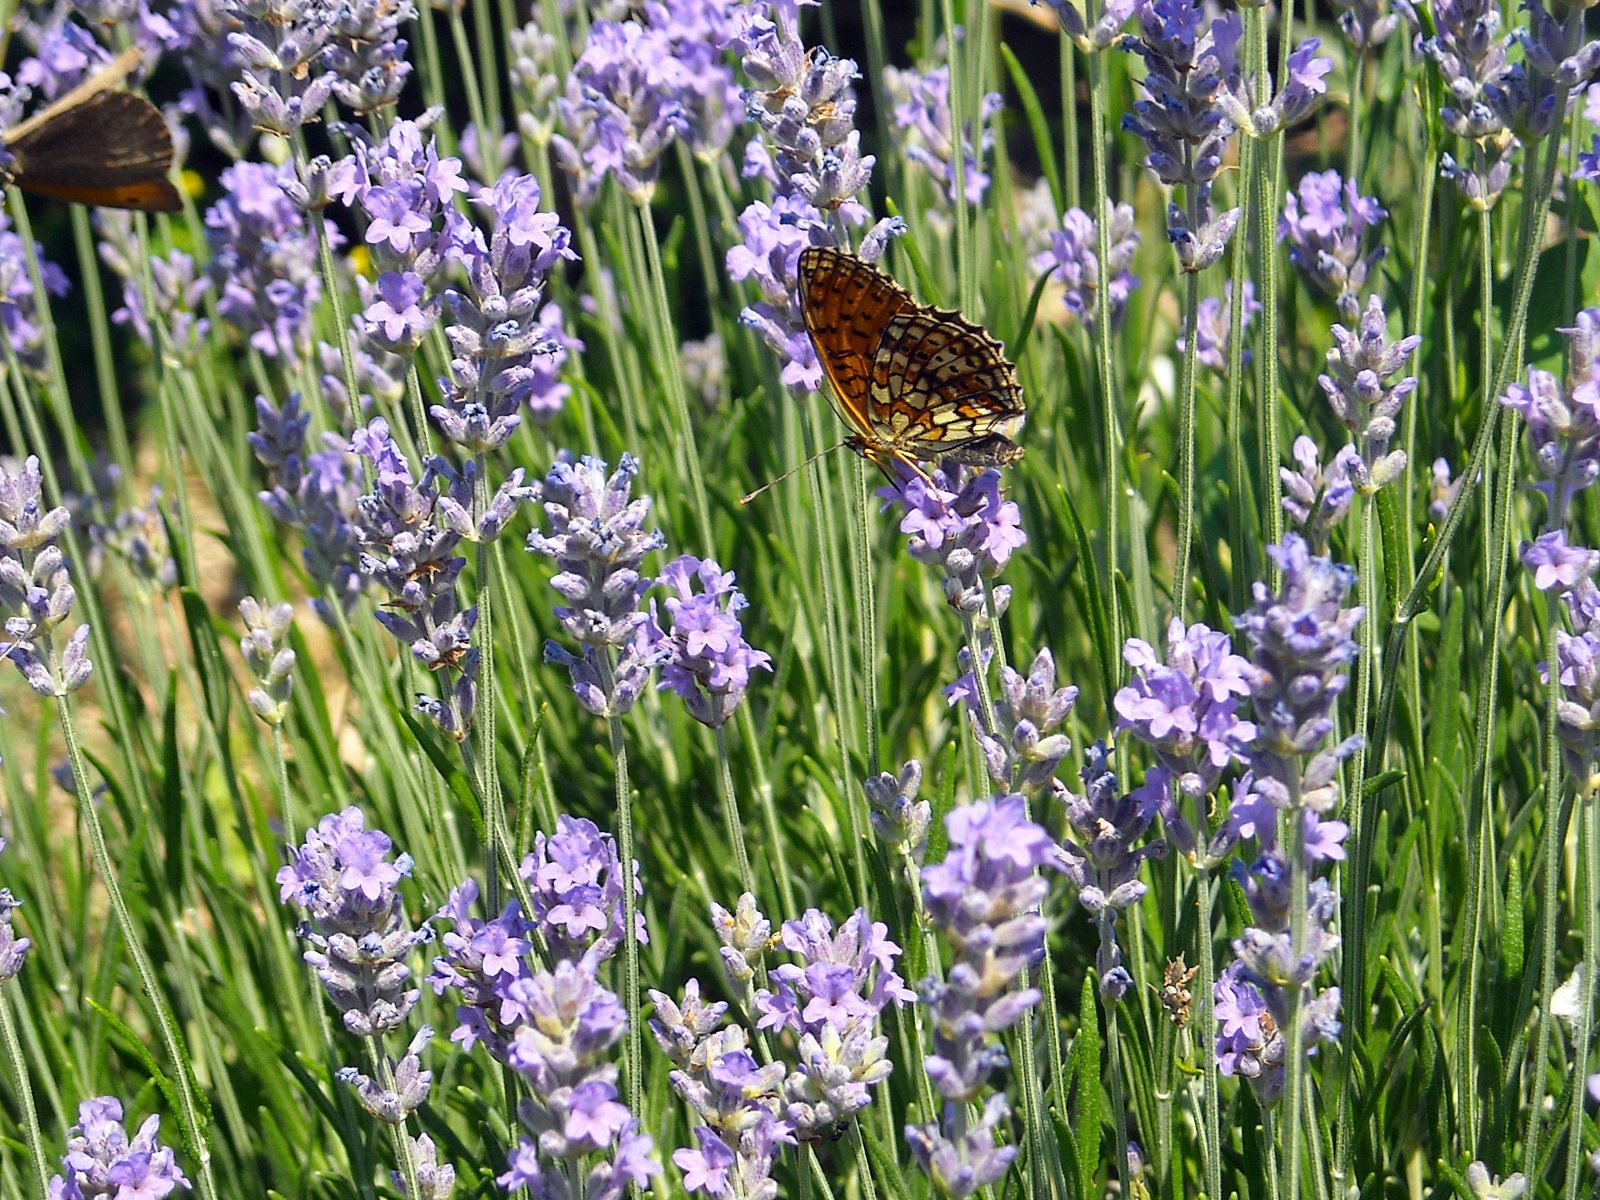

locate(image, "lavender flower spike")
[[1279, 170, 1389, 321], [653, 555, 772, 727], [529, 453, 668, 717], [48, 1096, 191, 1199], [276, 807, 430, 1037], [0, 456, 93, 698], [1499, 307, 1600, 530], [239, 596, 296, 726], [909, 795, 1063, 1194], [1316, 296, 1420, 492], [1030, 201, 1141, 332]]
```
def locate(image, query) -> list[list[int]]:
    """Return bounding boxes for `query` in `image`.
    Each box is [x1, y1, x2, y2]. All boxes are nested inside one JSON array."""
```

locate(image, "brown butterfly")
[[797, 246, 1026, 476], [2, 47, 182, 213]]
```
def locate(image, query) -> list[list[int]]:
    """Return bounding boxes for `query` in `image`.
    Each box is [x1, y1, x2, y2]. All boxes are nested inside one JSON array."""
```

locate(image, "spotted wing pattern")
[[797, 246, 913, 444], [796, 246, 1025, 472]]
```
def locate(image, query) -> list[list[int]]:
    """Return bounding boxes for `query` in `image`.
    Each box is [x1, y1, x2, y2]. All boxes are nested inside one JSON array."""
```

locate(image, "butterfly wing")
[[7, 91, 181, 213], [797, 246, 913, 450], [870, 306, 1026, 466]]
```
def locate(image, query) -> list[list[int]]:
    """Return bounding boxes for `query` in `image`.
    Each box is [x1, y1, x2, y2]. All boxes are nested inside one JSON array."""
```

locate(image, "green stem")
[[1191, 786, 1222, 1200], [0, 985, 48, 1200], [367, 1041, 422, 1200], [1088, 34, 1124, 653], [605, 706, 643, 1122], [1564, 791, 1599, 1200], [1280, 785, 1310, 1200], [1174, 270, 1200, 620], [712, 720, 757, 902], [55, 691, 218, 1200]]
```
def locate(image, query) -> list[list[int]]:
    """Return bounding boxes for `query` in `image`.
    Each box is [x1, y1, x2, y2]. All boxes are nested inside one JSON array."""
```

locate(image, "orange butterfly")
[[796, 246, 1025, 476]]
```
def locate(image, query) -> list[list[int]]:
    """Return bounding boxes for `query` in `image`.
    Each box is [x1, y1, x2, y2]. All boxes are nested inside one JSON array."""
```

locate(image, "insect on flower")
[[1, 47, 182, 213], [743, 247, 1026, 503], [799, 246, 1026, 475]]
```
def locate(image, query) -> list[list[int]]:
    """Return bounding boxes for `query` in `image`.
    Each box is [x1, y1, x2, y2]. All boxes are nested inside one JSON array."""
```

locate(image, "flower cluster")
[[352, 420, 527, 739], [880, 465, 1026, 612], [0, 457, 93, 700], [753, 905, 912, 1137], [0, 213, 69, 374], [908, 795, 1062, 1196], [529, 453, 668, 717], [652, 977, 790, 1200], [48, 1096, 190, 1200], [276, 806, 430, 1039], [497, 957, 661, 1197], [1115, 617, 1255, 806], [1030, 201, 1141, 332], [1059, 745, 1168, 1000], [435, 172, 576, 449], [883, 63, 1002, 208], [1280, 436, 1358, 555], [963, 648, 1079, 791], [0, 830, 31, 985], [727, 0, 903, 387], [1280, 170, 1388, 321], [1317, 296, 1420, 491], [862, 759, 933, 860], [554, 17, 689, 207], [1503, 310, 1600, 790], [429, 814, 646, 1058], [1180, 281, 1260, 372], [1500, 306, 1600, 530], [250, 393, 366, 624], [238, 595, 296, 726], [88, 486, 178, 594], [651, 555, 771, 727], [1330, 0, 1403, 50], [206, 161, 330, 358], [1119, 0, 1243, 271], [1215, 535, 1362, 1103]]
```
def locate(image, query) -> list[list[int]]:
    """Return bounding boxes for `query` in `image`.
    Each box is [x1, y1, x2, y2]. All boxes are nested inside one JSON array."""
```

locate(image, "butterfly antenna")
[[740, 442, 849, 504]]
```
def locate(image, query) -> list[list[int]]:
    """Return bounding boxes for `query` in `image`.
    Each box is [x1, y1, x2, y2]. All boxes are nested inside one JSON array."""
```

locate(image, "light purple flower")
[[48, 1096, 190, 1200], [651, 555, 771, 726], [1178, 281, 1260, 371], [879, 465, 1026, 612], [1029, 202, 1141, 331], [0, 457, 93, 698], [883, 63, 1002, 205], [1280, 170, 1388, 320], [1521, 529, 1600, 593], [1317, 295, 1420, 490]]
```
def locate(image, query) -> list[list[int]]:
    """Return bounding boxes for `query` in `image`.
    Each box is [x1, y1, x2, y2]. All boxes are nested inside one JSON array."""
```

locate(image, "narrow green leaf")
[[999, 43, 1063, 215], [1071, 976, 1102, 1199], [1360, 769, 1406, 802], [1060, 483, 1116, 712], [928, 740, 959, 866], [1501, 851, 1524, 983], [1006, 268, 1057, 361]]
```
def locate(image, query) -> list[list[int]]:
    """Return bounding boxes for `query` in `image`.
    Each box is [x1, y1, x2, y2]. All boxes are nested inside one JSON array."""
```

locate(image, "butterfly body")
[[1, 48, 182, 213], [797, 246, 1025, 475]]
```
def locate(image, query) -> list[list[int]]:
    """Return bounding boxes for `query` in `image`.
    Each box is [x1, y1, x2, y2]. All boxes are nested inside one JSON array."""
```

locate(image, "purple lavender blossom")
[[1330, 0, 1403, 49], [1549, 579, 1600, 787], [710, 891, 771, 987], [526, 814, 647, 965], [1424, 0, 1517, 207], [724, 193, 827, 391], [1521, 530, 1600, 593], [554, 18, 690, 207], [1279, 171, 1388, 321], [276, 807, 429, 1037], [0, 829, 31, 984], [651, 979, 790, 1200], [965, 648, 1079, 790], [351, 420, 522, 740], [879, 465, 1026, 612], [88, 487, 177, 593], [344, 119, 467, 281], [336, 1025, 434, 1123], [1030, 202, 1141, 332], [320, 317, 404, 430], [1500, 308, 1600, 529], [1115, 618, 1256, 802], [647, 0, 744, 162], [1317, 296, 1420, 491], [1120, 0, 1243, 271], [862, 759, 932, 859], [0, 214, 70, 374], [322, 0, 414, 113], [0, 457, 93, 699], [239, 596, 295, 726], [1058, 746, 1169, 1000], [651, 555, 771, 726], [496, 957, 661, 1197], [47, 1096, 190, 1200], [751, 906, 912, 1136], [883, 64, 1002, 206], [528, 453, 668, 718], [398, 1133, 456, 1200], [1429, 457, 1463, 524], [510, 23, 562, 148], [223, 0, 336, 136], [206, 161, 330, 358], [907, 794, 1061, 1192], [434, 172, 576, 450], [250, 393, 366, 624], [1280, 436, 1358, 555], [1177, 281, 1260, 371]]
